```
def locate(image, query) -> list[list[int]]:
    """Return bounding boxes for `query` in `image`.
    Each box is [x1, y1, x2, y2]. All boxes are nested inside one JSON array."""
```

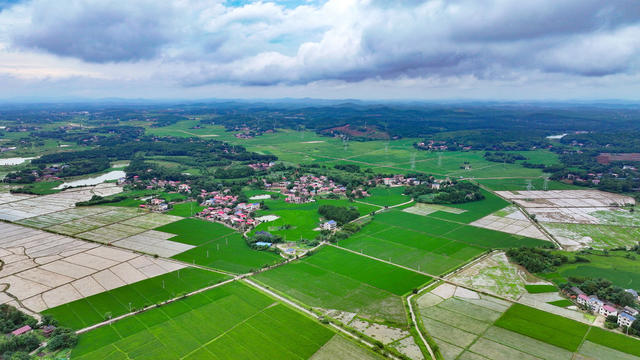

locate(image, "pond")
[[55, 170, 126, 189], [0, 157, 37, 166]]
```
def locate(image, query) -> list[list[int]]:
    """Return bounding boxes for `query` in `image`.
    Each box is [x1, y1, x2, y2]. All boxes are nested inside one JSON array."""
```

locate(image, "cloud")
[[9, 0, 179, 62], [0, 0, 639, 97]]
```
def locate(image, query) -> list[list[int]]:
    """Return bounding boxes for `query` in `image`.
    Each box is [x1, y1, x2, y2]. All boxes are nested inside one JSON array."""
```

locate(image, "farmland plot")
[[0, 183, 121, 221], [0, 222, 187, 316], [71, 281, 340, 360], [254, 246, 430, 324]]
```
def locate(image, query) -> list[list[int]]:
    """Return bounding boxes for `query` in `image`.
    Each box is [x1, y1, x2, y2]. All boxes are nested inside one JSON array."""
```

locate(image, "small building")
[[618, 312, 636, 327], [599, 304, 618, 317], [626, 289, 639, 301], [42, 325, 56, 337], [321, 220, 337, 231], [577, 294, 589, 306], [588, 296, 603, 312], [254, 242, 272, 247], [623, 306, 639, 317], [11, 325, 31, 336], [570, 286, 585, 296]]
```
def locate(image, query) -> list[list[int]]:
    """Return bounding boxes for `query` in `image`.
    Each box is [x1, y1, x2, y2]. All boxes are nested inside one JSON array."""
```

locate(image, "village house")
[[577, 294, 590, 307], [618, 312, 637, 327], [624, 306, 639, 317], [588, 295, 603, 312], [11, 325, 31, 336], [599, 304, 618, 317], [321, 220, 337, 231]]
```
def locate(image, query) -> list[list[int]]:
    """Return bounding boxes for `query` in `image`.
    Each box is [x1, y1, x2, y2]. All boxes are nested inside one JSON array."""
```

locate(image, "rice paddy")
[[71, 281, 338, 360], [417, 285, 640, 360], [253, 246, 431, 324]]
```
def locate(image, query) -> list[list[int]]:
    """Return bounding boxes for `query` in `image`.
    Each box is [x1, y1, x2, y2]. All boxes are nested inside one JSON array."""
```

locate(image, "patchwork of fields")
[[417, 285, 640, 360], [0, 222, 187, 315], [71, 281, 341, 360], [253, 246, 431, 324], [158, 218, 284, 274], [0, 183, 122, 221], [248, 196, 379, 241], [339, 209, 549, 276]]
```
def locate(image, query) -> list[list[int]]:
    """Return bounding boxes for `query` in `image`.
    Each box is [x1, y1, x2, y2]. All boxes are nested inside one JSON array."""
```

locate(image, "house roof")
[[11, 325, 31, 336], [602, 305, 617, 313], [326, 220, 337, 225], [620, 312, 636, 321]]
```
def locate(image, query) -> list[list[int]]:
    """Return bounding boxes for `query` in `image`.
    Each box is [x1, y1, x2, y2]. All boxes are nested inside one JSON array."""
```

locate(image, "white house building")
[[599, 304, 618, 317], [618, 312, 636, 327], [321, 220, 337, 231]]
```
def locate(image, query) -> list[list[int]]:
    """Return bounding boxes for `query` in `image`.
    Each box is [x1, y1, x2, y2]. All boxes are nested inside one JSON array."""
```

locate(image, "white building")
[[618, 312, 636, 327], [588, 296, 603, 313], [321, 220, 337, 231], [599, 304, 618, 317]]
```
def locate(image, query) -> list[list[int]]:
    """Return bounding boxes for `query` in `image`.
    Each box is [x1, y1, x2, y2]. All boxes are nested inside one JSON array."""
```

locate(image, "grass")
[[585, 327, 640, 357], [363, 186, 410, 207], [254, 246, 431, 324], [43, 268, 230, 330], [426, 189, 509, 223], [524, 284, 558, 294], [339, 209, 548, 276], [12, 180, 62, 195], [71, 281, 336, 360], [155, 218, 235, 244], [157, 218, 283, 273], [547, 299, 573, 308], [166, 201, 204, 217], [494, 303, 589, 351], [248, 196, 378, 241], [541, 250, 640, 289]]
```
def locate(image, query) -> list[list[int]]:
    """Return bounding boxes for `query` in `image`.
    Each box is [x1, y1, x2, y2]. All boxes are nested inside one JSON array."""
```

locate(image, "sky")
[[0, 0, 639, 101]]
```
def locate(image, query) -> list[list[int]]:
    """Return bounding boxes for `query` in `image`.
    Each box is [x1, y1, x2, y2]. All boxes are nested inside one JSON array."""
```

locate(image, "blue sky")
[[0, 0, 639, 100]]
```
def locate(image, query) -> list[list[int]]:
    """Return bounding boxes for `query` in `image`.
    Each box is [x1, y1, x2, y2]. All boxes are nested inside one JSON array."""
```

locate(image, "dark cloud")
[[12, 1, 175, 62], [4, 0, 640, 88]]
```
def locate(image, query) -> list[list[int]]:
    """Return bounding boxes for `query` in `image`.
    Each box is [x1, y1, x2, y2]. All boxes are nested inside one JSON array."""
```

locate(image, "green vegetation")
[[318, 204, 360, 225], [547, 299, 573, 307], [71, 282, 336, 360], [494, 304, 589, 351], [587, 327, 640, 357], [254, 246, 430, 324], [506, 247, 567, 273], [43, 268, 230, 330], [249, 196, 377, 241], [538, 249, 640, 290], [524, 284, 558, 294], [10, 180, 62, 195], [157, 218, 283, 273], [363, 187, 410, 207], [166, 201, 204, 217]]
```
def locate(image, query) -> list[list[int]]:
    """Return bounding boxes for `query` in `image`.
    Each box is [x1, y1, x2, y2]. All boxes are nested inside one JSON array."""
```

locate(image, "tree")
[[47, 327, 78, 351]]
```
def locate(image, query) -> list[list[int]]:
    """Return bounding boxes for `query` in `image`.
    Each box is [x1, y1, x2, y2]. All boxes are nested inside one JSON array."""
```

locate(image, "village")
[[566, 286, 640, 330]]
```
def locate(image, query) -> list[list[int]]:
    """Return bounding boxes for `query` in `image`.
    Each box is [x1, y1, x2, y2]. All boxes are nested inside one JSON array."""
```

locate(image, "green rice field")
[[339, 209, 548, 275], [71, 281, 337, 360], [524, 284, 558, 294], [418, 288, 640, 360], [253, 246, 431, 324], [542, 250, 640, 289], [43, 268, 230, 330], [248, 196, 378, 241], [494, 303, 589, 351], [158, 219, 283, 273]]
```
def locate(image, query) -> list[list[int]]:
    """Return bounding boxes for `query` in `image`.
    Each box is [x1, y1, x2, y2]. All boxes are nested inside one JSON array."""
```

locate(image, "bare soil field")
[[0, 222, 185, 316], [0, 183, 122, 221]]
